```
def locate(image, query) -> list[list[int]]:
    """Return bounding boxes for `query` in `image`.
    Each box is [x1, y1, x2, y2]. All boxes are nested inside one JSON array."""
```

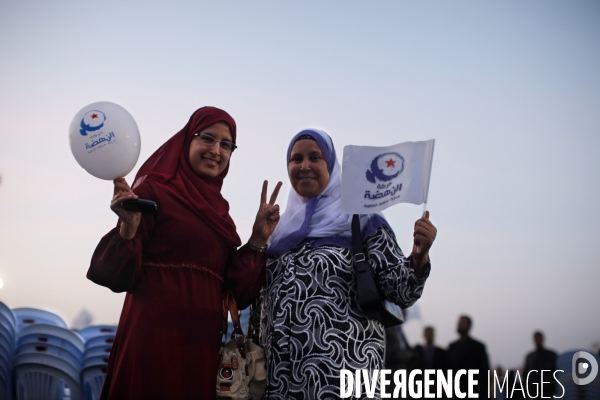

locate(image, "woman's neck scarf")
[[132, 106, 241, 250], [267, 129, 389, 257]]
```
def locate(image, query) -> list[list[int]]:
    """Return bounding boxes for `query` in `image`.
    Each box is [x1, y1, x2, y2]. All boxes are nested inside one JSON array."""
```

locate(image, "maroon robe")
[[88, 181, 265, 399]]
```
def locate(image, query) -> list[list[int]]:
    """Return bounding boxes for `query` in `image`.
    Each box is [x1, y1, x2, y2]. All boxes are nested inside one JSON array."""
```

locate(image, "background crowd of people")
[[386, 314, 600, 399]]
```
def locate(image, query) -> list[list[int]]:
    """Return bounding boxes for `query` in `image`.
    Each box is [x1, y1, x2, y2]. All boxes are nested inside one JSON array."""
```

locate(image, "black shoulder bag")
[[351, 214, 404, 328]]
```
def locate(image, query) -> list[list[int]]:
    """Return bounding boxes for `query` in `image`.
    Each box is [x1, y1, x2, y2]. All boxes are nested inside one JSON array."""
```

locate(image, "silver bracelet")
[[248, 241, 268, 252]]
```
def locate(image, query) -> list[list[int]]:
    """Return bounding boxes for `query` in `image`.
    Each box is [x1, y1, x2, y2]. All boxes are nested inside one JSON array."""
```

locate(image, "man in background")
[[523, 331, 558, 398], [414, 326, 448, 397], [447, 315, 490, 398], [415, 326, 447, 370]]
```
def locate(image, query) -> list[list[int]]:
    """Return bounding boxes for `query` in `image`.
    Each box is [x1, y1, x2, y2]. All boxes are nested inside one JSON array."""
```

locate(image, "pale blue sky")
[[1, 1, 599, 369]]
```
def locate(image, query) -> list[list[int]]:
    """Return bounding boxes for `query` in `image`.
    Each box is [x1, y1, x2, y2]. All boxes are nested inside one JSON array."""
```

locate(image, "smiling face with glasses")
[[188, 122, 236, 178]]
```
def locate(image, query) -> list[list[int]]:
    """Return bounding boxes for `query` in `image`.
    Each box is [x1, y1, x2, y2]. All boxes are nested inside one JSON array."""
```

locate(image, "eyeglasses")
[[193, 133, 237, 153]]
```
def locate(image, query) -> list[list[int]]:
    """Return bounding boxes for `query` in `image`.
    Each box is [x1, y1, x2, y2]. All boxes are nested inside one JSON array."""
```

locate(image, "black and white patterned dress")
[[251, 225, 430, 400]]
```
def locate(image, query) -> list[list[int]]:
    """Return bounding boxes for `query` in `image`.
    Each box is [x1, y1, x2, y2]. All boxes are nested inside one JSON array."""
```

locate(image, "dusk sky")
[[1, 1, 599, 370]]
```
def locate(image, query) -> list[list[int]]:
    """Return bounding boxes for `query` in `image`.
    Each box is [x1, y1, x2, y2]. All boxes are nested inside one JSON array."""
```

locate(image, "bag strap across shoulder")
[[221, 290, 246, 358], [351, 214, 382, 310], [351, 214, 404, 328]]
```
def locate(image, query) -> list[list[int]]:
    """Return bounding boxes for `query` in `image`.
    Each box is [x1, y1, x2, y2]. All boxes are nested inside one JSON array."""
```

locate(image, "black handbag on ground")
[[351, 214, 404, 328]]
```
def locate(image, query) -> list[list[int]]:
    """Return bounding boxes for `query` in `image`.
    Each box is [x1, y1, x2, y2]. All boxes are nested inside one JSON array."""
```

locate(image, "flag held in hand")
[[341, 139, 435, 214]]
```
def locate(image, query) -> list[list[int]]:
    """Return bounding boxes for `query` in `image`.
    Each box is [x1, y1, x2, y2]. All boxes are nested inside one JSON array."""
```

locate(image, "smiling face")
[[288, 138, 330, 198], [188, 122, 233, 178]]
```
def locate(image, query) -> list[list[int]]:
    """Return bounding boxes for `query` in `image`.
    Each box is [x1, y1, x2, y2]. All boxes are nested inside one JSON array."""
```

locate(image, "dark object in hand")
[[123, 199, 157, 214]]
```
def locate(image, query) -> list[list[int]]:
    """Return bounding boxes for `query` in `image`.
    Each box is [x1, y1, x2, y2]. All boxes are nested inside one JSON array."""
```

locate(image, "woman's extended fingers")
[[260, 180, 268, 205], [269, 181, 283, 205], [251, 181, 283, 244], [260, 180, 283, 205]]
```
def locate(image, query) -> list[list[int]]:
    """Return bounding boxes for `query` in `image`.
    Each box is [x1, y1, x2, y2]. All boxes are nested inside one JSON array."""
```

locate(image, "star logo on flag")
[[366, 152, 404, 183], [91, 114, 98, 119]]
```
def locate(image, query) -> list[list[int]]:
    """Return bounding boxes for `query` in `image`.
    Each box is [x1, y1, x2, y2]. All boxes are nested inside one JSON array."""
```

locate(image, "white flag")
[[341, 139, 435, 214]]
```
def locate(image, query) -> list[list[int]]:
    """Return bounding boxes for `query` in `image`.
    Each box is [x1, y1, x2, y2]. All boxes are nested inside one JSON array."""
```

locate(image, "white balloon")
[[69, 101, 141, 180]]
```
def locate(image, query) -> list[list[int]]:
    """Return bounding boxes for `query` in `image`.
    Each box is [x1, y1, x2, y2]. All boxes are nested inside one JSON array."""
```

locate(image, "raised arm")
[[365, 224, 431, 308], [87, 180, 155, 293], [229, 180, 282, 308]]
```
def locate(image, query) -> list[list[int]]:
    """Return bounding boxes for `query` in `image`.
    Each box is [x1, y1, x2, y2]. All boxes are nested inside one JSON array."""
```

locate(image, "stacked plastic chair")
[[13, 308, 68, 332], [13, 308, 84, 400], [0, 301, 17, 400], [555, 350, 600, 400], [77, 325, 116, 400]]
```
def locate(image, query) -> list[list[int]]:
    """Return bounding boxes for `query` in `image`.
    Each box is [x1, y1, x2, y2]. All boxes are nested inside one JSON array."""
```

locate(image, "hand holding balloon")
[[111, 178, 141, 240]]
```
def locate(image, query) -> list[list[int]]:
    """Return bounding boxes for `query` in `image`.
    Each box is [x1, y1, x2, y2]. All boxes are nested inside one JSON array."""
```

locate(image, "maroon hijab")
[[132, 106, 241, 250]]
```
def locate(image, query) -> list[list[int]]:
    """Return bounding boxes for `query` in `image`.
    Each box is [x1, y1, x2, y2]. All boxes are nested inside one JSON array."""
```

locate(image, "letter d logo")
[[572, 351, 598, 385]]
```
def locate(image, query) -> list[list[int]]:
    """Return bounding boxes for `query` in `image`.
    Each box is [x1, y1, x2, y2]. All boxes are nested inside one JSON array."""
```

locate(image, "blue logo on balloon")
[[366, 152, 404, 183], [80, 110, 106, 136]]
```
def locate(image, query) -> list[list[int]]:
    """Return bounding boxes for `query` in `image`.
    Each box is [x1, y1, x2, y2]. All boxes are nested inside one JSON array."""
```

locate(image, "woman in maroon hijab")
[[88, 106, 281, 399]]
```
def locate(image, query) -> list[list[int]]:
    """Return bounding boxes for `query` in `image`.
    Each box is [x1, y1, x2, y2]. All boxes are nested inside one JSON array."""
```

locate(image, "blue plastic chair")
[[76, 326, 116, 342], [81, 355, 110, 371], [0, 321, 15, 350], [0, 349, 9, 373], [0, 374, 9, 400], [18, 334, 83, 366], [0, 315, 15, 342], [80, 340, 113, 400], [16, 343, 81, 371], [0, 335, 11, 362], [0, 303, 15, 399], [0, 361, 9, 400], [84, 345, 112, 360], [13, 308, 67, 332], [0, 352, 9, 390], [13, 352, 82, 400], [81, 364, 108, 400], [0, 302, 16, 332], [0, 310, 17, 347], [18, 324, 84, 365], [0, 331, 12, 400], [83, 335, 115, 351], [0, 321, 15, 393], [80, 352, 110, 400]]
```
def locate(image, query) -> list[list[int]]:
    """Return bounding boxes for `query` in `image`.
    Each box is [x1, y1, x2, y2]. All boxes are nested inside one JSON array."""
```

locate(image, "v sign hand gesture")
[[249, 180, 283, 248]]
